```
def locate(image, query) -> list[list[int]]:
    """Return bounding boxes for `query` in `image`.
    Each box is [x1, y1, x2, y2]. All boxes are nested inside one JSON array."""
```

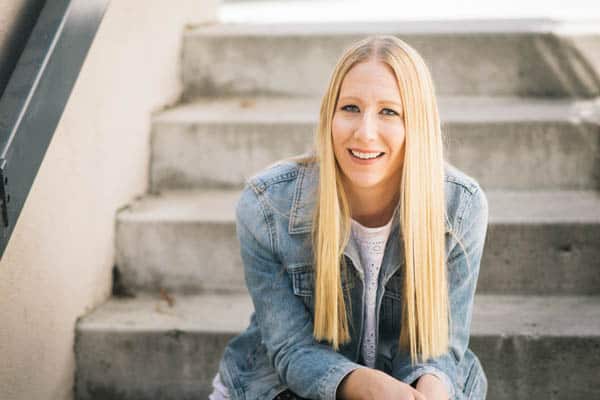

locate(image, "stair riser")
[[473, 336, 600, 400], [151, 120, 600, 191], [151, 122, 314, 191], [115, 221, 247, 294], [74, 329, 600, 400], [75, 330, 233, 400], [183, 33, 600, 98], [116, 219, 600, 295], [480, 224, 600, 295]]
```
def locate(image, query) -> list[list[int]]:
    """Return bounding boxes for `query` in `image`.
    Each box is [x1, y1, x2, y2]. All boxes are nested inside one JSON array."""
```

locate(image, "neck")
[[343, 180, 401, 228]]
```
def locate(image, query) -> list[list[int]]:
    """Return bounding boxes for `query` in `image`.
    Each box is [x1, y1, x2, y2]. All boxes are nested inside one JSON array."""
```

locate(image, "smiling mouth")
[[348, 149, 385, 160]]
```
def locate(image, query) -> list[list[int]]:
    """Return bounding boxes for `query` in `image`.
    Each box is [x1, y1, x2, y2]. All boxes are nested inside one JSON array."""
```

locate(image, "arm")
[[337, 367, 429, 400], [391, 185, 489, 400], [236, 183, 364, 400]]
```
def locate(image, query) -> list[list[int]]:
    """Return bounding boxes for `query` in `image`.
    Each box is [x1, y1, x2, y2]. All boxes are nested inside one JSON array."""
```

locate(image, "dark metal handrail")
[[0, 0, 110, 259], [0, 0, 47, 100]]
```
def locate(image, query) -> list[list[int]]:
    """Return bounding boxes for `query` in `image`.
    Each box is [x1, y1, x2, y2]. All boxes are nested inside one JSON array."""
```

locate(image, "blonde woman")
[[209, 35, 488, 400]]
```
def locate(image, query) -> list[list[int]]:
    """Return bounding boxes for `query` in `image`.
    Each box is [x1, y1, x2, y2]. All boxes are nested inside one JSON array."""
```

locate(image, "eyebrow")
[[338, 96, 403, 108]]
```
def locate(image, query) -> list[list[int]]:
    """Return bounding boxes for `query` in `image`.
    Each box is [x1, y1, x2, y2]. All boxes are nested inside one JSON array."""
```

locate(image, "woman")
[[208, 35, 489, 400]]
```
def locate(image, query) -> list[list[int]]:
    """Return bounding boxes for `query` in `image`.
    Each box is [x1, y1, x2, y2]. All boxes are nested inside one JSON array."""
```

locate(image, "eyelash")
[[340, 105, 399, 116]]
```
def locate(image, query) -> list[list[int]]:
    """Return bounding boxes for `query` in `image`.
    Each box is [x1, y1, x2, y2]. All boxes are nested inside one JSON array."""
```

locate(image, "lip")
[[347, 148, 385, 164], [349, 147, 385, 154]]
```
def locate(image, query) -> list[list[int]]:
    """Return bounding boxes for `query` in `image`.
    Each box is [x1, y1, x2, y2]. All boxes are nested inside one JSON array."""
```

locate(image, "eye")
[[341, 104, 359, 113], [381, 108, 399, 116]]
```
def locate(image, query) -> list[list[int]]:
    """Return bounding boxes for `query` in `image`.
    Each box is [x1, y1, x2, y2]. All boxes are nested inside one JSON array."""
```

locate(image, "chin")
[[345, 175, 383, 190]]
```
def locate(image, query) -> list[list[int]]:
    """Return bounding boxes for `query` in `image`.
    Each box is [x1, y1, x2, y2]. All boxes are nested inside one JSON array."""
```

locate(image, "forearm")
[[415, 373, 450, 400]]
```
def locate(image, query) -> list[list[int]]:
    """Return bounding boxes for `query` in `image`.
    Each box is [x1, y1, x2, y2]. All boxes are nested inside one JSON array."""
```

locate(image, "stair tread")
[[79, 292, 252, 334], [153, 96, 600, 125], [186, 19, 600, 36], [118, 189, 600, 224], [119, 190, 238, 222], [78, 293, 600, 337]]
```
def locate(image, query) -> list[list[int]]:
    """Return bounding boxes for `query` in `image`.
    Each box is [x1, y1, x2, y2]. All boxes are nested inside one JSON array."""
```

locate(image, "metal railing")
[[0, 0, 110, 259]]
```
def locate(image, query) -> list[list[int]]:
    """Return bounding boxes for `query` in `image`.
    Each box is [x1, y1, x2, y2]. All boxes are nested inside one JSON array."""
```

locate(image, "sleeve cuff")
[[400, 366, 455, 400], [318, 361, 366, 400]]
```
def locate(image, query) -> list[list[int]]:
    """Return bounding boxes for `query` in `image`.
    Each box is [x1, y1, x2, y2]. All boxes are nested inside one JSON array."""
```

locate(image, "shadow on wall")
[[0, 0, 47, 98]]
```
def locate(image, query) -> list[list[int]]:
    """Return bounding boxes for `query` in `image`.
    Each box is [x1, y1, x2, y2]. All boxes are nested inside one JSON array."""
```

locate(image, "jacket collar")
[[288, 161, 451, 280], [288, 161, 451, 235]]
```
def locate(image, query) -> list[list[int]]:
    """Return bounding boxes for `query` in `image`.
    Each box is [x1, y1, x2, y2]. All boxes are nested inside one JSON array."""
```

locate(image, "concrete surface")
[[68, 6, 600, 399], [115, 189, 600, 295], [219, 0, 600, 23], [74, 292, 600, 400], [0, 1, 214, 399], [150, 96, 600, 190], [183, 20, 600, 98]]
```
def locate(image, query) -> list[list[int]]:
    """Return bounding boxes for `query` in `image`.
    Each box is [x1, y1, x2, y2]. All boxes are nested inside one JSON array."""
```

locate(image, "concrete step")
[[218, 0, 600, 23], [115, 189, 600, 296], [182, 20, 600, 99], [75, 292, 600, 400], [150, 96, 600, 191]]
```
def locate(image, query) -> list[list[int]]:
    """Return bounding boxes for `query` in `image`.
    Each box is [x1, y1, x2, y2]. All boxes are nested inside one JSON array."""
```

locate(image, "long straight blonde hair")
[[307, 35, 449, 365]]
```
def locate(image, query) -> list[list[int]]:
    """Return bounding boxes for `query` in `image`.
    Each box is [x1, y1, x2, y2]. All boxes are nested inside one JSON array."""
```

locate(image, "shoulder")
[[246, 159, 305, 196], [443, 161, 488, 235], [235, 157, 315, 254], [444, 161, 481, 196], [236, 156, 314, 225]]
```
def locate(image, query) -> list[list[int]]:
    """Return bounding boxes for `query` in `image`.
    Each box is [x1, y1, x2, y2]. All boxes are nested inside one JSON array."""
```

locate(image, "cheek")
[[395, 132, 406, 149], [332, 115, 353, 143], [386, 125, 406, 151], [331, 118, 346, 155]]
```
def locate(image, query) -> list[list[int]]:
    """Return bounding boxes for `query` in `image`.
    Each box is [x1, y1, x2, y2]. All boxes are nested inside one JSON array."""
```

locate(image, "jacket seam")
[[445, 175, 478, 196], [455, 184, 479, 236], [247, 181, 281, 262], [221, 351, 246, 400], [289, 164, 307, 231], [249, 167, 299, 194], [318, 363, 349, 400]]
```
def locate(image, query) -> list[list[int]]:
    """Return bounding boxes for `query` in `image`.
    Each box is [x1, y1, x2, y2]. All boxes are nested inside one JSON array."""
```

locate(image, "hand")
[[415, 374, 449, 400], [337, 367, 427, 400]]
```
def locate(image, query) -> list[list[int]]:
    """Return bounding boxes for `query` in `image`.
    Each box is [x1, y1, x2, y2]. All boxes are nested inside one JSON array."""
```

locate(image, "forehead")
[[339, 60, 401, 99]]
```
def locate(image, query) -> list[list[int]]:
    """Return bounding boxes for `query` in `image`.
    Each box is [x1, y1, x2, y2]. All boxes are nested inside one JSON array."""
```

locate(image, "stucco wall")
[[0, 0, 217, 398]]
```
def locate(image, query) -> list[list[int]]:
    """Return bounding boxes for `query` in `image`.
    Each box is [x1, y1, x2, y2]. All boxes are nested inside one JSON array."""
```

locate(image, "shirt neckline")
[[350, 213, 395, 233]]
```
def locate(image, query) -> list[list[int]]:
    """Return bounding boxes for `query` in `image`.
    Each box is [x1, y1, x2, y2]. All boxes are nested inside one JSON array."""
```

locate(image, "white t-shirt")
[[350, 214, 394, 368], [209, 215, 394, 398]]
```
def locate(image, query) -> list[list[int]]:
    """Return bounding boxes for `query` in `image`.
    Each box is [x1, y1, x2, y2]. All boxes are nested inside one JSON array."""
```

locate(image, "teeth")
[[350, 149, 383, 159]]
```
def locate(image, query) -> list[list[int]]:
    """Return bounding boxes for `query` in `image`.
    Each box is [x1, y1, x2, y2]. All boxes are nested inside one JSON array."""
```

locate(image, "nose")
[[354, 109, 377, 142]]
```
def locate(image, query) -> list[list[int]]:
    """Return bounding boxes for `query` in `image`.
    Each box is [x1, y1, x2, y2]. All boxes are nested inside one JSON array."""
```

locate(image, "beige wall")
[[0, 0, 216, 399]]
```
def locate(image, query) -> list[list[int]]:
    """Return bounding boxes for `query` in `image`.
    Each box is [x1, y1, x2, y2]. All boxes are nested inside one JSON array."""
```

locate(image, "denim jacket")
[[217, 158, 489, 400]]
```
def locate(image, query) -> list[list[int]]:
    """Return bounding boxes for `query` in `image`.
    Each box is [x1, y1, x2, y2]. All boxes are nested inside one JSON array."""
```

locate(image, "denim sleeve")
[[390, 186, 489, 400], [236, 184, 365, 400]]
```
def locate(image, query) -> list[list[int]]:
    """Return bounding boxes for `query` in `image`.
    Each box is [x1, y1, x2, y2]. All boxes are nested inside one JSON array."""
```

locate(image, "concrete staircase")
[[75, 19, 600, 400]]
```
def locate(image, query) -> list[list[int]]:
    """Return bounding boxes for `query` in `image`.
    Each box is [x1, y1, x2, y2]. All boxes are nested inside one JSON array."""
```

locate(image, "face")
[[332, 60, 406, 195]]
